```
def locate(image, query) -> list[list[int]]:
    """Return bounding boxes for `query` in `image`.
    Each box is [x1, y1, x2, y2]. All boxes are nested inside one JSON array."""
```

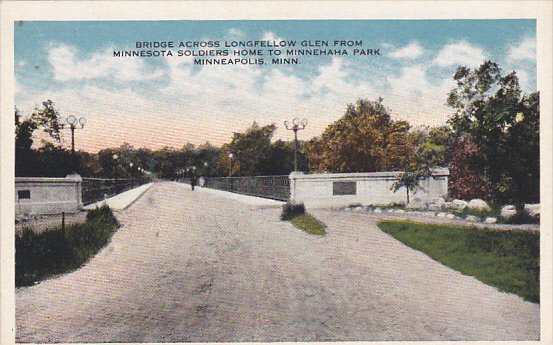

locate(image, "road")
[[16, 182, 540, 342]]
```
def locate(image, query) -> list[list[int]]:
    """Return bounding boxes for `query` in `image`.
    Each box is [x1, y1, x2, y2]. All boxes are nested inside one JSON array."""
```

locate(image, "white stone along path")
[[16, 182, 540, 342]]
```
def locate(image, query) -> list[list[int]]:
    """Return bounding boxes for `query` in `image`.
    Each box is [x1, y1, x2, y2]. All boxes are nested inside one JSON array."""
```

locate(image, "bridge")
[[15, 181, 539, 342]]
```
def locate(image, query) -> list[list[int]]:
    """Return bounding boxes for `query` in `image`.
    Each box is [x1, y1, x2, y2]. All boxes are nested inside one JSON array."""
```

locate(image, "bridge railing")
[[81, 178, 147, 205], [203, 175, 290, 201]]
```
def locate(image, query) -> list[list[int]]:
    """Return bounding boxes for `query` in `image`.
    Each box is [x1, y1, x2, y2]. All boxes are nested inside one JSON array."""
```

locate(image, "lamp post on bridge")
[[284, 117, 308, 172], [112, 154, 119, 193], [203, 161, 209, 187], [129, 162, 134, 188], [60, 115, 86, 173], [228, 153, 234, 191]]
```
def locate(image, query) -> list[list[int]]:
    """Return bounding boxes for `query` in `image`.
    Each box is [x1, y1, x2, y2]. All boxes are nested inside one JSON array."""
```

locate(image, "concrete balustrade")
[[15, 174, 83, 217], [289, 168, 449, 209]]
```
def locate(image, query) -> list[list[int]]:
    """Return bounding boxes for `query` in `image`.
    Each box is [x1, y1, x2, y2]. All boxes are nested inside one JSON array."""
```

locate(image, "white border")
[[1, 1, 551, 345]]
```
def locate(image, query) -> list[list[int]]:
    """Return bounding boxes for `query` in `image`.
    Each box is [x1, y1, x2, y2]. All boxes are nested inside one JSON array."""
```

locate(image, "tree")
[[447, 60, 539, 202], [15, 108, 37, 176], [391, 169, 429, 204], [222, 122, 277, 176], [30, 100, 63, 145], [449, 135, 493, 200], [305, 98, 413, 173]]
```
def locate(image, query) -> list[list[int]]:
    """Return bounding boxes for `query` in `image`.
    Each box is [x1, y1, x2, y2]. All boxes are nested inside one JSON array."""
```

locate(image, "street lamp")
[[112, 154, 119, 193], [228, 153, 234, 191], [129, 162, 134, 187], [60, 115, 87, 172], [228, 153, 234, 177], [284, 117, 308, 172]]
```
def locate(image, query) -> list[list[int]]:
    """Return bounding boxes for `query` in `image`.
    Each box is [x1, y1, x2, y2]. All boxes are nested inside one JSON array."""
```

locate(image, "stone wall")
[[15, 174, 83, 217], [289, 168, 449, 209]]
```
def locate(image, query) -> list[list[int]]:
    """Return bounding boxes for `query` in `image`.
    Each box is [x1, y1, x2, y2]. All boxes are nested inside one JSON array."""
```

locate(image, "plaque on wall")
[[333, 181, 357, 195]]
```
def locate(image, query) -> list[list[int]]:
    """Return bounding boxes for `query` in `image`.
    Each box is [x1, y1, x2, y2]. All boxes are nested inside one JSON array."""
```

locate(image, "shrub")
[[281, 202, 305, 221], [15, 205, 119, 287], [503, 205, 540, 224]]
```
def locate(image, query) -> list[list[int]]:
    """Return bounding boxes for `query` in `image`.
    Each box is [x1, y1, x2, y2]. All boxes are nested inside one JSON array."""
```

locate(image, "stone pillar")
[[66, 174, 83, 209], [289, 171, 304, 202]]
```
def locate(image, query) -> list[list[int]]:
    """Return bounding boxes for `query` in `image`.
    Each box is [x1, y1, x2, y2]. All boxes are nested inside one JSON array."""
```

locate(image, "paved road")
[[16, 182, 540, 342]]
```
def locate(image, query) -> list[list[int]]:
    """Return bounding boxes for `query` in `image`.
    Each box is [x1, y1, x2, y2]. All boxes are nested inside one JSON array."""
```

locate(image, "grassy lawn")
[[290, 213, 326, 235], [16, 205, 119, 287], [377, 220, 539, 303]]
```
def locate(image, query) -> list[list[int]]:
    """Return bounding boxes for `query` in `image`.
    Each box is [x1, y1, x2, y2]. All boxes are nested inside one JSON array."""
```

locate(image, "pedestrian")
[[190, 175, 197, 191]]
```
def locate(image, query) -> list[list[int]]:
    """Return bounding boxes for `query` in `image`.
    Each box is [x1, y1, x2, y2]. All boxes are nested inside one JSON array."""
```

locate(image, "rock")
[[524, 204, 540, 217], [344, 207, 351, 212], [446, 213, 456, 219], [451, 199, 468, 211], [396, 209, 405, 214], [443, 201, 453, 209], [501, 205, 517, 219], [428, 204, 441, 211], [484, 217, 497, 224], [468, 199, 491, 211], [406, 197, 426, 210], [465, 215, 480, 222], [430, 197, 445, 209], [424, 211, 436, 217], [437, 212, 447, 218], [374, 208, 382, 213], [354, 206, 363, 212]]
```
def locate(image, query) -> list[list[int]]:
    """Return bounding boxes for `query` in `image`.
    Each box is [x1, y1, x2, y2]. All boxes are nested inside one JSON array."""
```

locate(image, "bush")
[[503, 205, 540, 225], [15, 205, 119, 287], [281, 202, 305, 221]]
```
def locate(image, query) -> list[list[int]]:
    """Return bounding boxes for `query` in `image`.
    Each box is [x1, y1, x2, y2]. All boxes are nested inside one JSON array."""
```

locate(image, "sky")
[[14, 20, 536, 153]]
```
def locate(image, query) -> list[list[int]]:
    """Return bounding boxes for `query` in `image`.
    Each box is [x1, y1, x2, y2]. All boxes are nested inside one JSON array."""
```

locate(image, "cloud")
[[385, 65, 453, 126], [389, 41, 424, 60], [433, 40, 487, 68], [47, 42, 164, 82], [226, 28, 244, 40], [262, 31, 284, 44], [19, 38, 458, 151], [507, 36, 536, 63]]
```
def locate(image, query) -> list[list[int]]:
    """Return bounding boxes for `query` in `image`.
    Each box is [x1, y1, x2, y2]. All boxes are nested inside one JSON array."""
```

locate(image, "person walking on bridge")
[[189, 170, 197, 191]]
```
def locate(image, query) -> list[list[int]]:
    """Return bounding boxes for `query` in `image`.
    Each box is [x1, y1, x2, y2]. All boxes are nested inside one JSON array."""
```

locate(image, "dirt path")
[[16, 182, 540, 342]]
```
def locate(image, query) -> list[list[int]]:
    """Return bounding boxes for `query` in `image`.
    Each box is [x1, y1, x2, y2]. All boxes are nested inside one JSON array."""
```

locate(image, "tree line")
[[16, 60, 539, 203]]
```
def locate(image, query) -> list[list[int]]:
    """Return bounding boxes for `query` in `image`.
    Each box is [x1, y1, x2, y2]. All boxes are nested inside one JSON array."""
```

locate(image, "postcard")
[[1, 1, 552, 344]]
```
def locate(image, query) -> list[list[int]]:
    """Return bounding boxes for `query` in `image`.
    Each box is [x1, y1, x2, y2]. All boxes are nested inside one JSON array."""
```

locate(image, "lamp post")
[[129, 162, 134, 188], [60, 115, 86, 172], [284, 117, 308, 172], [203, 162, 209, 187], [112, 154, 119, 193], [228, 153, 234, 191]]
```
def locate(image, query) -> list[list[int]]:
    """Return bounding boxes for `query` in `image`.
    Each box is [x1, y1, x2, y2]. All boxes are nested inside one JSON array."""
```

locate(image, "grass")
[[290, 213, 326, 235], [377, 220, 539, 303], [16, 205, 119, 287]]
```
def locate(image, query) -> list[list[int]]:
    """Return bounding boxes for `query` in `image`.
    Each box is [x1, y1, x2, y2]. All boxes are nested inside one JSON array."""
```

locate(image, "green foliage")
[[281, 201, 306, 221], [31, 100, 63, 143], [306, 98, 413, 173], [15, 205, 119, 287], [447, 61, 539, 202], [290, 214, 326, 235], [222, 122, 277, 176], [378, 220, 539, 303]]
